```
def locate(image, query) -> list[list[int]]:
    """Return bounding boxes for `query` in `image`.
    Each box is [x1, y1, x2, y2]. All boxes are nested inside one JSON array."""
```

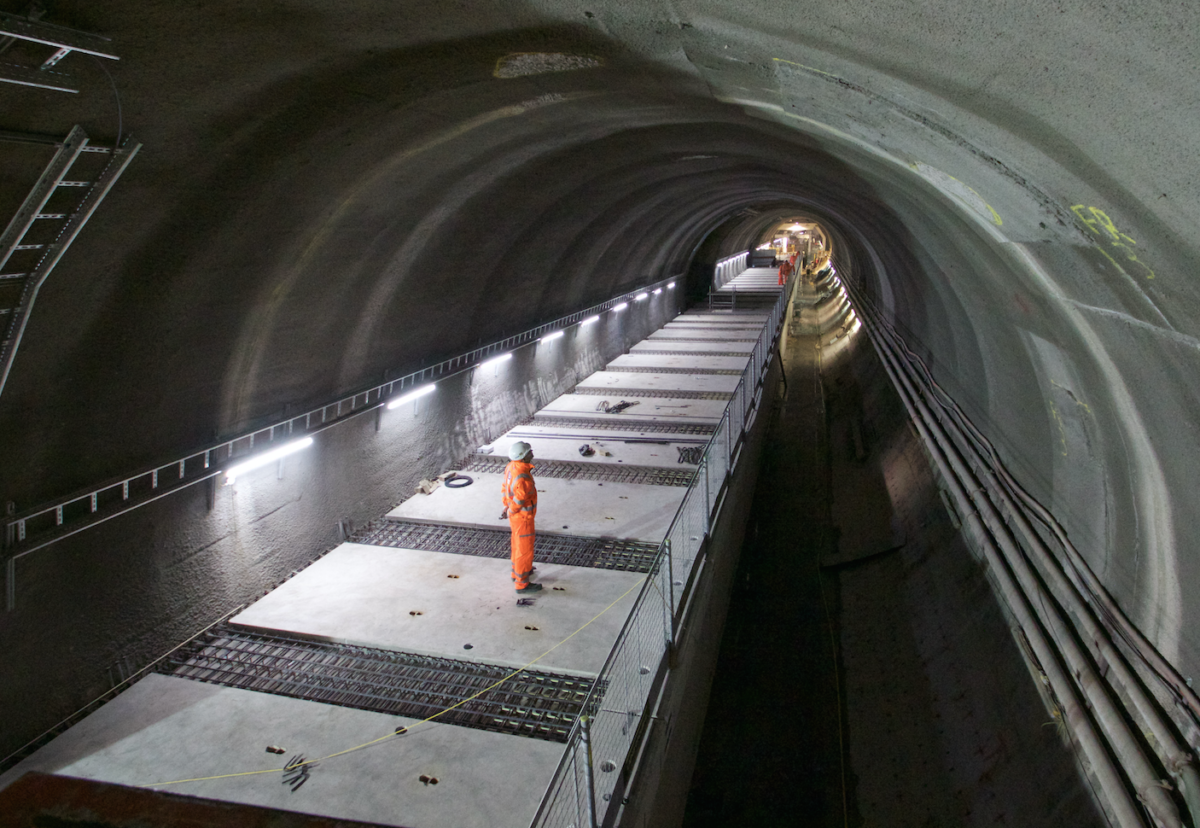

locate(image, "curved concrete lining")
[[1, 0, 1198, 812]]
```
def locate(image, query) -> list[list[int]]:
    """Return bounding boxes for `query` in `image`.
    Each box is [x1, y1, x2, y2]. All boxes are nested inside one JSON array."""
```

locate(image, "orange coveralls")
[[777, 260, 792, 285], [502, 460, 537, 588]]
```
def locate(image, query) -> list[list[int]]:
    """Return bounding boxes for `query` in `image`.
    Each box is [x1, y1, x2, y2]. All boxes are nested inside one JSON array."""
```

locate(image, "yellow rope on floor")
[[143, 575, 648, 788]]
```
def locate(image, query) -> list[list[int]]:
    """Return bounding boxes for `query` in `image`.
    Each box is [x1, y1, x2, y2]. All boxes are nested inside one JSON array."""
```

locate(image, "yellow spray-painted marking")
[[909, 162, 1003, 226], [968, 183, 1003, 226], [773, 58, 1005, 228], [1050, 380, 1092, 415], [772, 56, 838, 78], [1071, 205, 1156, 280], [1048, 400, 1069, 457], [907, 162, 1003, 225]]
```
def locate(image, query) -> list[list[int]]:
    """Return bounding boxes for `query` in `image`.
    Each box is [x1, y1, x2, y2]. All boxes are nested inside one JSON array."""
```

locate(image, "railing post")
[[702, 457, 712, 530], [581, 715, 599, 828], [664, 539, 676, 636], [667, 535, 676, 638], [6, 555, 15, 612], [724, 410, 732, 468]]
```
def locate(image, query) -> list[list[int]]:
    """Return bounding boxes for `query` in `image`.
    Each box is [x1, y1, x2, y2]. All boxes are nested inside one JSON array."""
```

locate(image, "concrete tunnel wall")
[[1, 0, 1199, 776]]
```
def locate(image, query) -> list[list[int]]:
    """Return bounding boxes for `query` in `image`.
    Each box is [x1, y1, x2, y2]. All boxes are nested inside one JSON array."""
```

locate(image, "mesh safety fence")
[[530, 287, 788, 827]]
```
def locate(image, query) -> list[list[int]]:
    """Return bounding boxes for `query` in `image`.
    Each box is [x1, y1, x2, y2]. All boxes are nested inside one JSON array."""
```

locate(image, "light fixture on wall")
[[634, 292, 649, 301], [387, 384, 435, 410], [481, 352, 513, 368], [580, 315, 600, 326], [652, 288, 662, 295], [667, 282, 675, 289], [225, 437, 314, 484], [540, 330, 564, 342], [612, 302, 628, 312]]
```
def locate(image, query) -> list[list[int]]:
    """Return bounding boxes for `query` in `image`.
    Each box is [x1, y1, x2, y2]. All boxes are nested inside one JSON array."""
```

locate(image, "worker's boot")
[[516, 582, 543, 594]]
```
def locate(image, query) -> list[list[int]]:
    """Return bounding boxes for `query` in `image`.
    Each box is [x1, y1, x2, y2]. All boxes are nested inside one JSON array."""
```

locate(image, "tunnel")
[[1, 2, 1198, 826]]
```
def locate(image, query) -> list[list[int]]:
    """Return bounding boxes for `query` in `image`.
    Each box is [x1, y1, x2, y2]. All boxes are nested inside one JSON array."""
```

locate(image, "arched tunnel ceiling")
[[1, 2, 1198, 677]]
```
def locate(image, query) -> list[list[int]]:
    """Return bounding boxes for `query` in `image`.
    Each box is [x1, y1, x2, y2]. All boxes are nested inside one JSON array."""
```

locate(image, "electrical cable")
[[676, 445, 704, 465], [142, 575, 648, 789], [847, 273, 1200, 826], [90, 54, 122, 149], [854, 283, 1200, 725]]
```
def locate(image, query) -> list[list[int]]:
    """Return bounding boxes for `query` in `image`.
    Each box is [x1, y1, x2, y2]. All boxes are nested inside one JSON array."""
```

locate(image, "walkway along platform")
[[0, 271, 791, 828]]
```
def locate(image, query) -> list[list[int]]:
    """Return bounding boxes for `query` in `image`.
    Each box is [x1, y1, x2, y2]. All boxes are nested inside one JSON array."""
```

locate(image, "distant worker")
[[778, 258, 792, 286], [501, 441, 541, 593]]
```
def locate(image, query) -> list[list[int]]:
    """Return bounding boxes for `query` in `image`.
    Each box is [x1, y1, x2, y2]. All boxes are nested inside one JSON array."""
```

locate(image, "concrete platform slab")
[[577, 371, 740, 396], [662, 325, 762, 333], [680, 311, 769, 321], [386, 471, 684, 543], [607, 353, 750, 372], [723, 270, 783, 285], [716, 283, 782, 292], [631, 340, 755, 354], [231, 544, 646, 676], [666, 316, 765, 325], [482, 428, 702, 467], [648, 329, 758, 341], [537, 393, 728, 423], [0, 674, 563, 828]]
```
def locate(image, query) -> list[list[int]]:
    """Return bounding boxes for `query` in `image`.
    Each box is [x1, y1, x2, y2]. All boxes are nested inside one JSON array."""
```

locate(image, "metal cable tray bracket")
[[160, 625, 595, 743], [460, 455, 696, 487], [359, 520, 661, 573], [524, 416, 715, 434], [572, 387, 732, 400], [604, 366, 742, 375]]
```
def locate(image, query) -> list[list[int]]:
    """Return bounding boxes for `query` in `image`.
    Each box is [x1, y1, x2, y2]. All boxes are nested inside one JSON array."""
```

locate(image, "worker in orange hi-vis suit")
[[778, 259, 792, 286], [501, 441, 541, 593]]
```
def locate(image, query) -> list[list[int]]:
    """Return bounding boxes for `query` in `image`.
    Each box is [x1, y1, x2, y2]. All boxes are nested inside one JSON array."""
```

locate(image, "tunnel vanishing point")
[[1, 2, 1199, 827]]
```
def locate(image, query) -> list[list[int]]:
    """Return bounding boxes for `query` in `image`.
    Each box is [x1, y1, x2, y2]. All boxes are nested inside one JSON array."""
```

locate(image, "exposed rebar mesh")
[[460, 455, 695, 487], [160, 625, 593, 742], [525, 416, 715, 434], [573, 387, 732, 400], [357, 520, 662, 573]]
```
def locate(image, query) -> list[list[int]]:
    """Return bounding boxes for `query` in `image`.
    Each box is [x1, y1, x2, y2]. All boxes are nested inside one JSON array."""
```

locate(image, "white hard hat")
[[508, 441, 532, 461]]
